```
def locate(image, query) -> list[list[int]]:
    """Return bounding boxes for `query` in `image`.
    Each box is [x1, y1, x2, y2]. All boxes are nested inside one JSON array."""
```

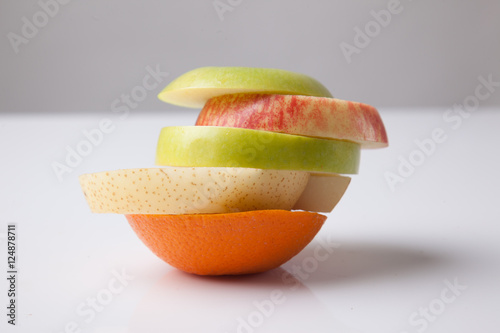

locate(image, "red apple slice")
[[196, 93, 388, 149]]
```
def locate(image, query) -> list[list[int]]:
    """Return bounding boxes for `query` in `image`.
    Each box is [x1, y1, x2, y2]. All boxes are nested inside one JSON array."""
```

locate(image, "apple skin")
[[157, 67, 332, 108], [155, 126, 360, 174], [196, 94, 388, 149]]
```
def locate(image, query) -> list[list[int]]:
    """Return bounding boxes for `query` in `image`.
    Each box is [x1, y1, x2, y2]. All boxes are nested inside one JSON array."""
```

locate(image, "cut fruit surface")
[[156, 126, 360, 174], [197, 94, 388, 149], [294, 174, 351, 213], [157, 67, 332, 108], [126, 210, 327, 275], [79, 167, 310, 214]]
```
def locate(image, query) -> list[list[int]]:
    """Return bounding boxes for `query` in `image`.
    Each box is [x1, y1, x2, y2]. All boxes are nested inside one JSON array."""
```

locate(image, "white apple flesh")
[[293, 174, 351, 212]]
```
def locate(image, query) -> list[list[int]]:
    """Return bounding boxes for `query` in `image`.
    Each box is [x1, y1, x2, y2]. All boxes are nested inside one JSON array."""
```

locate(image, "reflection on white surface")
[[1, 109, 500, 332], [128, 267, 349, 333], [126, 238, 454, 333], [282, 239, 450, 287]]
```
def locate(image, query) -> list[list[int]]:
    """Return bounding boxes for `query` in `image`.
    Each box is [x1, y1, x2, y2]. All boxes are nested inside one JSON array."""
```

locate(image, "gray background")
[[1, 0, 499, 112]]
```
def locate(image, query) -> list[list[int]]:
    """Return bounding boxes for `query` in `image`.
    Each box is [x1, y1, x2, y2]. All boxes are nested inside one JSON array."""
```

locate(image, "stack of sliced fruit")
[[80, 67, 388, 276]]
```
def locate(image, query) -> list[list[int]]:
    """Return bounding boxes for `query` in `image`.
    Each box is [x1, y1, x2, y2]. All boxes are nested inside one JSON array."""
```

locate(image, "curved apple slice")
[[157, 67, 332, 108], [79, 167, 310, 214], [156, 126, 360, 174], [197, 94, 388, 149], [293, 174, 351, 213]]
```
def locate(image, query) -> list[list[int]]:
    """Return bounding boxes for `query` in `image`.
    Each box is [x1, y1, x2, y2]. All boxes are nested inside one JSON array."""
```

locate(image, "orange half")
[[126, 210, 326, 275]]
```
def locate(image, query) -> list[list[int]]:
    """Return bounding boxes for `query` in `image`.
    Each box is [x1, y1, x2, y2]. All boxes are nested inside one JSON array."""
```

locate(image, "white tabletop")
[[1, 108, 499, 333]]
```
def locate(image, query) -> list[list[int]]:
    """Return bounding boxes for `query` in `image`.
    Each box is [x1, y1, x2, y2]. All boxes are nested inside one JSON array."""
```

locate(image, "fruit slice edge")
[[79, 167, 310, 214], [293, 174, 351, 213], [158, 67, 332, 108], [156, 126, 360, 174], [126, 210, 327, 275], [197, 93, 388, 149]]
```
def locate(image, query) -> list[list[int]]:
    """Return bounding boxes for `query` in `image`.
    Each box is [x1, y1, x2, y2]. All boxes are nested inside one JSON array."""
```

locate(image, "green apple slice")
[[293, 174, 351, 213], [156, 126, 360, 174], [79, 167, 310, 214], [157, 67, 332, 108], [197, 93, 388, 149]]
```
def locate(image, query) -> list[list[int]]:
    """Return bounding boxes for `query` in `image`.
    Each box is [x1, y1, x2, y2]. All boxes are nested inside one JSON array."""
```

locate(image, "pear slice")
[[79, 167, 310, 214], [293, 174, 351, 213], [157, 67, 332, 108], [156, 126, 360, 174]]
